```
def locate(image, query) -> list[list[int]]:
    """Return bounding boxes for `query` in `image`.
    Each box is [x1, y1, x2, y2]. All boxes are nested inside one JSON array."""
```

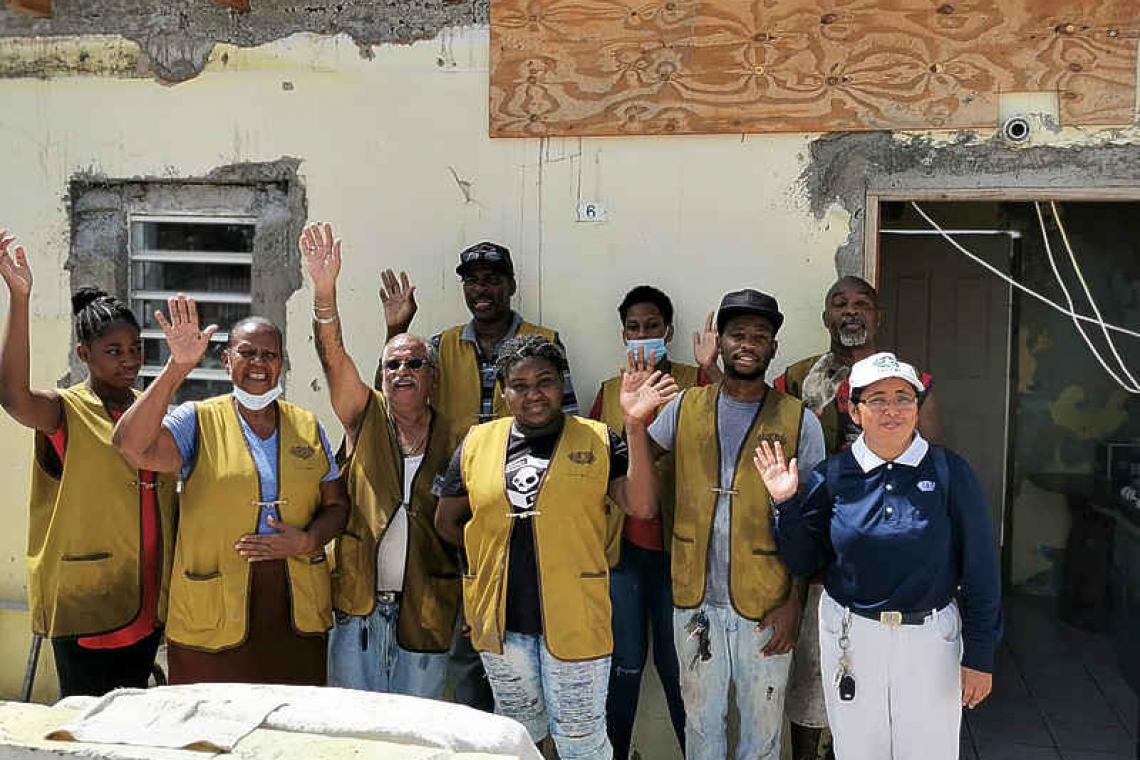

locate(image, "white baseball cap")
[[849, 352, 925, 395]]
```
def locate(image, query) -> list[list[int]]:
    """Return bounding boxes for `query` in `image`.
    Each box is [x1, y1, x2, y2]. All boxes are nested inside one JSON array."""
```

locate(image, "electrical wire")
[[909, 202, 1140, 342], [909, 201, 1140, 394], [1049, 200, 1140, 391], [1034, 202, 1139, 393]]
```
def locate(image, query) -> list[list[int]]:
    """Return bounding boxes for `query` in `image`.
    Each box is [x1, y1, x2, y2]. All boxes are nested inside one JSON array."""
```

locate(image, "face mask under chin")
[[232, 383, 283, 411]]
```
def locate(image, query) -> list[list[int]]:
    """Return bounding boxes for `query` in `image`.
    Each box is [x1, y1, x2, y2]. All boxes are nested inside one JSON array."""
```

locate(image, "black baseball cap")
[[716, 289, 784, 333], [456, 241, 515, 278]]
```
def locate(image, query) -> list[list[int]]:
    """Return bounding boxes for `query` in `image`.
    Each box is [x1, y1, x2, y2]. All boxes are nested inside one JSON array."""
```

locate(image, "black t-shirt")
[[440, 418, 629, 635]]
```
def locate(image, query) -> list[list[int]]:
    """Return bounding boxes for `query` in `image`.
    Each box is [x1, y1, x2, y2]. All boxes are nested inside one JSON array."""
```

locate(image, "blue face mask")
[[625, 337, 668, 365]]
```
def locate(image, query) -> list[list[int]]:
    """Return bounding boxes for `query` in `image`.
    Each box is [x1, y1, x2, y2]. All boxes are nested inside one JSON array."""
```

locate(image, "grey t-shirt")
[[648, 389, 825, 607]]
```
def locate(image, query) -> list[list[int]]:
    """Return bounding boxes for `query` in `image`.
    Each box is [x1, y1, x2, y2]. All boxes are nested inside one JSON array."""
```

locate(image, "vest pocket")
[[288, 552, 333, 633], [670, 532, 697, 587], [172, 570, 224, 633], [331, 532, 367, 614]]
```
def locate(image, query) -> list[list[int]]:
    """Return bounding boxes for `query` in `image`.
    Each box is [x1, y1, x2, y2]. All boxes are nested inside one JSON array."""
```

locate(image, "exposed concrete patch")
[[800, 131, 1140, 274], [0, 0, 487, 82], [63, 157, 306, 384]]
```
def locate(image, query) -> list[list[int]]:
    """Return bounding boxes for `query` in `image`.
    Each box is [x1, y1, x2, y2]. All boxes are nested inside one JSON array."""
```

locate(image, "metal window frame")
[[128, 213, 257, 393]]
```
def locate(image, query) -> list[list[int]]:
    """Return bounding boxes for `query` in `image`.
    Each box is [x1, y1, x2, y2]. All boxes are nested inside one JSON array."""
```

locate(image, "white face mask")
[[232, 383, 283, 411]]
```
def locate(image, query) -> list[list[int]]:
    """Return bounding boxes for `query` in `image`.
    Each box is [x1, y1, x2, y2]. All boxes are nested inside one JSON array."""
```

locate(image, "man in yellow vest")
[[773, 276, 943, 760], [587, 284, 714, 760], [301, 223, 463, 698], [380, 241, 578, 709], [113, 299, 348, 685], [646, 289, 826, 760], [435, 334, 676, 760]]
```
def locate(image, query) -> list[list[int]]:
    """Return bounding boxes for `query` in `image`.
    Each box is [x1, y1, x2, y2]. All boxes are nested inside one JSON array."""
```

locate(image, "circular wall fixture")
[[1001, 114, 1031, 144]]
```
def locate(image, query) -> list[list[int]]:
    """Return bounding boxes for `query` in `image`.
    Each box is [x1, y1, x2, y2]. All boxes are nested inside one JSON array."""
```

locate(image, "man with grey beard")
[[774, 275, 944, 760]]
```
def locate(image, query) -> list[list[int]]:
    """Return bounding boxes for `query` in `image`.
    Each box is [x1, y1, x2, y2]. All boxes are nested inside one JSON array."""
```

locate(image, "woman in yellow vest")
[[436, 334, 676, 760], [0, 231, 175, 698], [587, 285, 715, 760], [113, 295, 348, 685]]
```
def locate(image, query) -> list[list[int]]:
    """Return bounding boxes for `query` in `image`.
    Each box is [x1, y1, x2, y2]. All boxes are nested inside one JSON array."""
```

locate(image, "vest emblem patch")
[[290, 444, 316, 460], [568, 450, 596, 465], [917, 480, 936, 492]]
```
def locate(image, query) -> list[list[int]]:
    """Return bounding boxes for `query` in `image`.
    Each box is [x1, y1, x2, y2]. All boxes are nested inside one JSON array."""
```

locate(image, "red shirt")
[[589, 367, 711, 552], [48, 409, 161, 649]]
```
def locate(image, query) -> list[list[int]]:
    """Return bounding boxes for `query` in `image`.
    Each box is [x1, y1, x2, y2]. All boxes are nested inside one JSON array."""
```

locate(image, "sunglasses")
[[384, 358, 428, 371], [460, 243, 509, 267]]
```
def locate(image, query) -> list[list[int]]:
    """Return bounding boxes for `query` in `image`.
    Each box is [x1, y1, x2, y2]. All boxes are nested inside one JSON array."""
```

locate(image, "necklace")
[[390, 413, 429, 456]]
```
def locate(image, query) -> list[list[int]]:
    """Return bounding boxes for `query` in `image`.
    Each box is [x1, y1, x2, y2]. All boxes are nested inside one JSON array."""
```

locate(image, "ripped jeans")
[[480, 632, 612, 760], [673, 605, 793, 760]]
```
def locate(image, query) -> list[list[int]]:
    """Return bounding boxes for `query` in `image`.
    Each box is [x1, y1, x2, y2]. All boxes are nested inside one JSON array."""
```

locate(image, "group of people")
[[0, 222, 1002, 760]]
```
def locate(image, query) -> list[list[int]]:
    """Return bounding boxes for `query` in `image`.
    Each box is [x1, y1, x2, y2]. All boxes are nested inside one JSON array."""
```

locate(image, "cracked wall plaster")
[[0, 0, 486, 82], [799, 131, 1140, 275]]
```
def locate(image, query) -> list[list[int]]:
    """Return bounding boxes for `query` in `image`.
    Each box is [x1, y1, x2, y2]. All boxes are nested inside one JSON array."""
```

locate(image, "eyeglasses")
[[384, 358, 428, 371], [859, 395, 918, 413]]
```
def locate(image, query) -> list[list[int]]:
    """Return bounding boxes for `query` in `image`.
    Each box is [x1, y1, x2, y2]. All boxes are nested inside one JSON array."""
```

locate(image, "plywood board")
[[490, 0, 1138, 137]]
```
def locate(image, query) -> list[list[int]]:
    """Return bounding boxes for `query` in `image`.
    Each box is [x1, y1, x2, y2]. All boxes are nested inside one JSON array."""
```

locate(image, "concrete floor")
[[961, 595, 1138, 760], [625, 594, 1138, 760]]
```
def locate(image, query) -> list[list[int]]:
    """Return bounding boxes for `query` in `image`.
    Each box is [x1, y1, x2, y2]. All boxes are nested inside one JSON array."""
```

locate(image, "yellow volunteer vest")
[[434, 321, 558, 435], [167, 396, 331, 651], [332, 391, 463, 652], [672, 384, 803, 620], [782, 354, 840, 454], [26, 384, 177, 638], [598, 360, 701, 567], [461, 416, 612, 661]]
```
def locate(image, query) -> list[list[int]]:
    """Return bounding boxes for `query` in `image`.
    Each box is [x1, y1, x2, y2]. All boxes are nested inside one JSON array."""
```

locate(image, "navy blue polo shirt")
[[774, 434, 1003, 673]]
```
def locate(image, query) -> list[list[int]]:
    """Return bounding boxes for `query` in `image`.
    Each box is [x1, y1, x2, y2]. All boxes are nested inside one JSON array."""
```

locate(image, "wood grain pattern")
[[5, 0, 52, 18], [490, 0, 1137, 136]]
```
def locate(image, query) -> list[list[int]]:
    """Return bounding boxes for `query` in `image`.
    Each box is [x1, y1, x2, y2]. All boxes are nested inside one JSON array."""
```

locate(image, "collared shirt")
[[773, 432, 1003, 673], [430, 311, 579, 420]]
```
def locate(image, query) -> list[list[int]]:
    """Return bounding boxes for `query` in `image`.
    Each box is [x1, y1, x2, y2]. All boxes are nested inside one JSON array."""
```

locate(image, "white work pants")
[[819, 590, 963, 760]]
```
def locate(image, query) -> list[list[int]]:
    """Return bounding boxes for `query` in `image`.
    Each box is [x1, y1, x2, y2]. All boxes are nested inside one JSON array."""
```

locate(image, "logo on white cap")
[[849, 352, 925, 394]]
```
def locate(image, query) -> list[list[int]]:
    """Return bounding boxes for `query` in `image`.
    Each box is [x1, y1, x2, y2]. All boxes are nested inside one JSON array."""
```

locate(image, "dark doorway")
[[875, 199, 1140, 759]]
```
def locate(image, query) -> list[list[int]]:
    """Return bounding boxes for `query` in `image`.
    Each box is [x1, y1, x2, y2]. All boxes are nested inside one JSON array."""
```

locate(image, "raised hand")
[[753, 439, 798, 503], [693, 310, 719, 371], [623, 344, 658, 393], [0, 230, 32, 298], [299, 223, 341, 294], [379, 268, 417, 333], [155, 294, 219, 369], [620, 369, 679, 425]]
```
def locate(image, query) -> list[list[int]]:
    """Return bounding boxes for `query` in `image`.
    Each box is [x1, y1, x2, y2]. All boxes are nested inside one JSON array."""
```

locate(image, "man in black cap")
[[378, 242, 578, 436], [644, 289, 826, 760], [377, 241, 577, 712]]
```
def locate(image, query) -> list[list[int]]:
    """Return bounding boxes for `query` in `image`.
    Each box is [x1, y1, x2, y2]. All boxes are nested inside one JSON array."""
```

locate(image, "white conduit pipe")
[[909, 201, 1140, 394]]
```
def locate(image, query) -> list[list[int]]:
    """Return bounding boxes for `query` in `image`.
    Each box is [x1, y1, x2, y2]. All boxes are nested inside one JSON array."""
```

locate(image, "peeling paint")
[[800, 131, 1140, 274], [0, 0, 488, 82], [0, 35, 144, 78]]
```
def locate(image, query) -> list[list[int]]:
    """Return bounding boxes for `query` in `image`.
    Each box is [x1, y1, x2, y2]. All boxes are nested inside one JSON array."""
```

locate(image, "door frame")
[[863, 188, 1140, 586]]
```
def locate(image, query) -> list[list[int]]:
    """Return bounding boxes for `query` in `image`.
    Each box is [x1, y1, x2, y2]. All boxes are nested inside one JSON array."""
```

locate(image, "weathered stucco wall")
[[0, 13, 1138, 705]]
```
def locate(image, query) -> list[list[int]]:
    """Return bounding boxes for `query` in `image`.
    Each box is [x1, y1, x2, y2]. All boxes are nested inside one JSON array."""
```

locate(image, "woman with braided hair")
[[0, 230, 176, 697], [436, 334, 677, 760]]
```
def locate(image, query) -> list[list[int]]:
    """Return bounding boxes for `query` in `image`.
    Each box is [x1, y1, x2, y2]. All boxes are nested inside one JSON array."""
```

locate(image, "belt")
[[851, 607, 936, 627], [376, 590, 402, 604]]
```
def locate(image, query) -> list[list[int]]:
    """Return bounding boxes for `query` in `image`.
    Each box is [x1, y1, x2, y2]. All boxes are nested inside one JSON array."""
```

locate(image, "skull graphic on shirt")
[[505, 454, 549, 511]]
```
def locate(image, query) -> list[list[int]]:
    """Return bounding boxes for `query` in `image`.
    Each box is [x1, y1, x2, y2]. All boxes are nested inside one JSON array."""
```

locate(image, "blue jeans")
[[607, 540, 685, 759], [480, 632, 613, 760], [327, 597, 448, 698], [673, 605, 793, 760]]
